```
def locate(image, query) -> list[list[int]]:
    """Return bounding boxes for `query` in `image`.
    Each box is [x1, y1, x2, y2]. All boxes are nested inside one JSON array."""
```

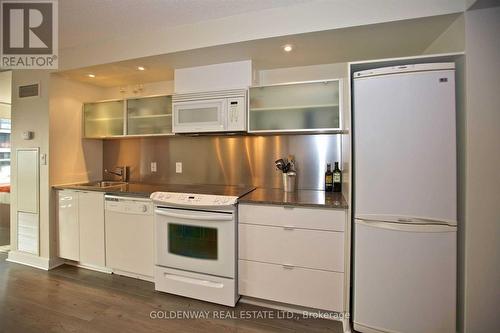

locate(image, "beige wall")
[[49, 74, 105, 185], [424, 14, 465, 54], [101, 80, 174, 100], [463, 5, 500, 332], [0, 71, 12, 104]]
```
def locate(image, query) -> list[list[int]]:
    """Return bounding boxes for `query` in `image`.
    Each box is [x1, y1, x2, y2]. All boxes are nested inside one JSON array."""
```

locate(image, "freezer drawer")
[[353, 219, 456, 333]]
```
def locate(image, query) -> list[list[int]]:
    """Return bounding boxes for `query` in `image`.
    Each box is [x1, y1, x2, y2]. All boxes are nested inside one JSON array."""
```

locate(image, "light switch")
[[175, 162, 182, 173], [151, 162, 157, 172], [22, 131, 34, 140], [40, 153, 47, 165]]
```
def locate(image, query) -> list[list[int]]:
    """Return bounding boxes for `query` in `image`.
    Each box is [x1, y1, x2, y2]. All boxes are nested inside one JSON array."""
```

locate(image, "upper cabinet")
[[249, 80, 342, 133], [84, 100, 125, 138], [127, 95, 172, 135], [83, 95, 172, 138]]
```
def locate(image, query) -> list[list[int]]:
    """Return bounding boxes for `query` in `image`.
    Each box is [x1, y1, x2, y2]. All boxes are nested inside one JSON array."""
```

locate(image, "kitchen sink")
[[79, 181, 128, 188]]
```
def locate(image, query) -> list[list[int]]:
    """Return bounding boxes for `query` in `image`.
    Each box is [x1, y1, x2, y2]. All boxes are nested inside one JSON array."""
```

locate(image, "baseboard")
[[6, 251, 64, 270], [112, 268, 154, 282], [48, 256, 66, 269], [64, 261, 113, 274], [353, 322, 387, 333]]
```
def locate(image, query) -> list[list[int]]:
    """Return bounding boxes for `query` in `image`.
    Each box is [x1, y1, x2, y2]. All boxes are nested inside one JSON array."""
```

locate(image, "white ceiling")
[[59, 0, 316, 49], [58, 13, 463, 87]]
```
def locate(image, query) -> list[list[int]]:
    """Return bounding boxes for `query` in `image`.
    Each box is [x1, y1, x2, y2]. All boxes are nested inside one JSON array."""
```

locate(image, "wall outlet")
[[175, 162, 182, 173], [151, 162, 157, 173]]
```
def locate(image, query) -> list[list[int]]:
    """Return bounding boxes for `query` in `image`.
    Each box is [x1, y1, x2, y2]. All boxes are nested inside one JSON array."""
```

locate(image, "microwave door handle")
[[155, 209, 233, 221]]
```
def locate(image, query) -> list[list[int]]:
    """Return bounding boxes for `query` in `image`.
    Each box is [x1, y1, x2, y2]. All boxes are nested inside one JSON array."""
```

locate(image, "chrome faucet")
[[105, 166, 129, 182]]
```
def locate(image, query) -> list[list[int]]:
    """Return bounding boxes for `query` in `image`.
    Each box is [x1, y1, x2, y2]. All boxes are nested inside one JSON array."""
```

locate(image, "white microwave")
[[172, 89, 247, 133]]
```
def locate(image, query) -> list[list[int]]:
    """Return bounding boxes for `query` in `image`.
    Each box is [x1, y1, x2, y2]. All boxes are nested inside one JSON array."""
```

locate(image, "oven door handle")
[[155, 209, 233, 221]]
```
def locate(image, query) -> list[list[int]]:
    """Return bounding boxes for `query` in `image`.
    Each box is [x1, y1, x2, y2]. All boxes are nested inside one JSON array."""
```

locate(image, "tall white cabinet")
[[57, 190, 106, 268]]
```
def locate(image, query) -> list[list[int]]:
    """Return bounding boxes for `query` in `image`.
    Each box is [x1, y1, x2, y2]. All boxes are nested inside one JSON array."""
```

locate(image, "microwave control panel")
[[227, 96, 246, 131]]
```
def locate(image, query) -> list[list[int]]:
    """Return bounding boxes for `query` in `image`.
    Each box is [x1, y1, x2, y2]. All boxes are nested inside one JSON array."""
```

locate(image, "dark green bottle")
[[333, 162, 342, 193]]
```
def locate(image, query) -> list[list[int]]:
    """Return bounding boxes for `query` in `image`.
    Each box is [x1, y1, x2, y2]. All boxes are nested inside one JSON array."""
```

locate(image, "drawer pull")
[[283, 226, 294, 231], [283, 206, 294, 209], [282, 264, 295, 270]]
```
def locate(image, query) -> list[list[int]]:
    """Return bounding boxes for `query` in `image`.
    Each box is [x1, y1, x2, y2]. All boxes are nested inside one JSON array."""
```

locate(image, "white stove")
[[151, 191, 239, 307]]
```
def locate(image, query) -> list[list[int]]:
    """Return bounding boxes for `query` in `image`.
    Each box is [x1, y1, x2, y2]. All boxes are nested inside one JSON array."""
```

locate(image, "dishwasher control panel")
[[105, 196, 153, 215]]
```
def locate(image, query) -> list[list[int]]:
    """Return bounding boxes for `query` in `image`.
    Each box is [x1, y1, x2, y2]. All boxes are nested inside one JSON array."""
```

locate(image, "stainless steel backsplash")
[[103, 134, 341, 190]]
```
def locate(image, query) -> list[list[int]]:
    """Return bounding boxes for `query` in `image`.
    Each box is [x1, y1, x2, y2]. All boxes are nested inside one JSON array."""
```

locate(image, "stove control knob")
[[141, 205, 148, 212]]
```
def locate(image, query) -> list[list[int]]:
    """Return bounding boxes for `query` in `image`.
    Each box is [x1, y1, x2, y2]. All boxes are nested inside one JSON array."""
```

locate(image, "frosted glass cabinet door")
[[83, 100, 125, 138], [249, 80, 341, 132], [127, 95, 172, 135]]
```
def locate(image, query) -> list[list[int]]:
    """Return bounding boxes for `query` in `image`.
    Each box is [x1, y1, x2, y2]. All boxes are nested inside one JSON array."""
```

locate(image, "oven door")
[[155, 207, 235, 278], [172, 99, 226, 133]]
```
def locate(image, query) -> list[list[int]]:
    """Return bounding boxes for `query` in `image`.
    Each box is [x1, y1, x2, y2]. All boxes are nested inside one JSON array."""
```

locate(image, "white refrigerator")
[[352, 63, 457, 333]]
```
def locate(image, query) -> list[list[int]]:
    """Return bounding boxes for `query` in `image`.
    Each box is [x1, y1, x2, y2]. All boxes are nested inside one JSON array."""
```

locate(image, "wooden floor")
[[0, 253, 343, 333]]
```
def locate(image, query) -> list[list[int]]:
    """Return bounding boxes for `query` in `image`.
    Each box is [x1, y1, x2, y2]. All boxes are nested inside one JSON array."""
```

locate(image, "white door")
[[173, 99, 225, 133], [353, 69, 456, 223], [353, 219, 456, 333], [155, 207, 235, 278]]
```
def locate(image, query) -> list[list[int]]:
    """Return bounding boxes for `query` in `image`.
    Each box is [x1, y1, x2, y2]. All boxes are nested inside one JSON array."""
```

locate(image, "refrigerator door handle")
[[355, 219, 456, 233], [355, 214, 456, 226]]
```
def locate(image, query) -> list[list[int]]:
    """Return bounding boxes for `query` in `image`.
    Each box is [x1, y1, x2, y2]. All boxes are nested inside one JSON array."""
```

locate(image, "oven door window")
[[168, 223, 218, 260]]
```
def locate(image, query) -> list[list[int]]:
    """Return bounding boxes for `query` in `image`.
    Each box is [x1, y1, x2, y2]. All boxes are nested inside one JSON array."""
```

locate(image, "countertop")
[[53, 183, 256, 199], [238, 187, 348, 209], [53, 183, 347, 208]]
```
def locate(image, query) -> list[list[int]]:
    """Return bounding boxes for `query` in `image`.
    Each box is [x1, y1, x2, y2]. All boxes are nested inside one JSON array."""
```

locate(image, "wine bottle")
[[333, 162, 342, 193], [325, 163, 333, 192]]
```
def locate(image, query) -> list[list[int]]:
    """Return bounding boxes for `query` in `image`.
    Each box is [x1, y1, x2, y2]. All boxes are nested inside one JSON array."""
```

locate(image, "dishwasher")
[[105, 195, 154, 281]]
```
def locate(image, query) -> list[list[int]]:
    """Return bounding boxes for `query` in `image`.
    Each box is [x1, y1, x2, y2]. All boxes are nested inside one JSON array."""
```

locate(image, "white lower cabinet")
[[239, 223, 344, 272], [239, 260, 344, 312], [238, 203, 346, 312], [57, 190, 105, 268]]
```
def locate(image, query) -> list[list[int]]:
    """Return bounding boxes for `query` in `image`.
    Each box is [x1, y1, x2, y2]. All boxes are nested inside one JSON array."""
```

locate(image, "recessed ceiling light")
[[283, 44, 293, 52], [137, 66, 145, 71], [87, 74, 95, 78]]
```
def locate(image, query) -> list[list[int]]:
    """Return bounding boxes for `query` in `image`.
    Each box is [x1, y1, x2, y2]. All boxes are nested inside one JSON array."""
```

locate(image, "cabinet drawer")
[[239, 204, 345, 231], [239, 260, 344, 312], [239, 224, 344, 272]]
